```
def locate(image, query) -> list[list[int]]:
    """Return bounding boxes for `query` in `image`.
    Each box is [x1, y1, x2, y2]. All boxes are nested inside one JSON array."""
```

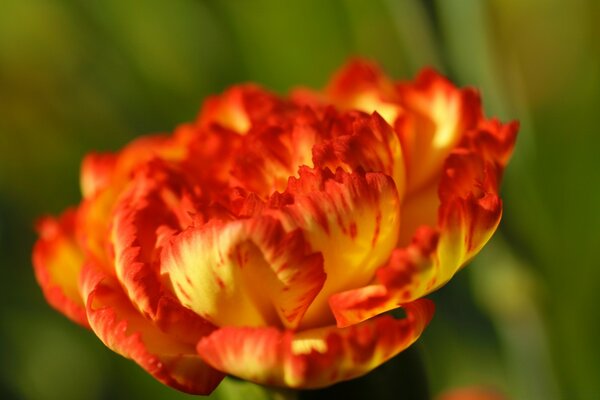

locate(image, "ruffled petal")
[[80, 152, 117, 199], [76, 131, 199, 273], [32, 208, 88, 327], [329, 228, 439, 327], [111, 161, 216, 344], [229, 107, 319, 195], [80, 262, 224, 395], [323, 59, 401, 125], [162, 216, 326, 330], [329, 121, 515, 326], [397, 68, 482, 194], [197, 84, 285, 135], [76, 134, 190, 273], [196, 299, 433, 389], [266, 167, 401, 328], [312, 111, 406, 199]]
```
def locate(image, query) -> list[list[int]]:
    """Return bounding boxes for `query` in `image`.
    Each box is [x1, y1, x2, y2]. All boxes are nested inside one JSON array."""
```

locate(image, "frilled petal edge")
[[32, 208, 88, 327], [197, 299, 434, 389], [329, 121, 517, 327], [80, 262, 224, 395]]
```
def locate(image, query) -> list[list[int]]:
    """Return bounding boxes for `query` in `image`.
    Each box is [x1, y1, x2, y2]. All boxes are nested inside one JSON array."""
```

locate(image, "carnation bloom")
[[33, 59, 517, 394]]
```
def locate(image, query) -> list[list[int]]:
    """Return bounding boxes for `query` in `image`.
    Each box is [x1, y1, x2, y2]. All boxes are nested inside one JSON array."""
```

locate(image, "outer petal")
[[76, 133, 192, 273], [196, 299, 433, 389], [80, 152, 117, 199], [329, 228, 439, 327], [397, 68, 482, 194], [266, 167, 401, 328], [162, 216, 326, 330], [197, 84, 286, 135], [32, 208, 88, 327], [322, 59, 401, 125], [111, 161, 217, 344], [80, 262, 224, 395], [330, 123, 514, 326]]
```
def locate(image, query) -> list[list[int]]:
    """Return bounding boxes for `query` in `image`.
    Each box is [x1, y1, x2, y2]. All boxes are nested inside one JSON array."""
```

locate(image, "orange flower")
[[32, 59, 517, 394]]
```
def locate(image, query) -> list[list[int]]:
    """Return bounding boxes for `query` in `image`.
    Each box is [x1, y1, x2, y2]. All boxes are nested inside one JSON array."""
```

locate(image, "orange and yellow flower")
[[32, 59, 517, 394]]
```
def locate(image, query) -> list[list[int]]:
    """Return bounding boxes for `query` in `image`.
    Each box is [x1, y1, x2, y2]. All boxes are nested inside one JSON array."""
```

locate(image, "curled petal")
[[162, 217, 326, 330], [32, 208, 88, 327], [230, 107, 319, 195], [313, 111, 406, 199], [267, 167, 401, 328], [197, 84, 286, 135], [437, 152, 503, 268], [397, 68, 482, 194], [175, 123, 243, 192], [330, 147, 506, 326], [80, 153, 117, 199], [323, 59, 401, 125], [462, 119, 519, 167], [111, 162, 216, 344], [196, 299, 433, 389], [329, 228, 439, 327], [76, 134, 189, 272], [80, 262, 224, 395]]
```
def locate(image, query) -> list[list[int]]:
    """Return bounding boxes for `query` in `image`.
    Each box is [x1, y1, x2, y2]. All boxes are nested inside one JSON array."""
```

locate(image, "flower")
[[32, 59, 517, 394]]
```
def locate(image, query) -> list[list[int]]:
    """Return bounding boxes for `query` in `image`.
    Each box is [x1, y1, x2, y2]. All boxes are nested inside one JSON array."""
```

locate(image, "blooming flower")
[[32, 59, 517, 394]]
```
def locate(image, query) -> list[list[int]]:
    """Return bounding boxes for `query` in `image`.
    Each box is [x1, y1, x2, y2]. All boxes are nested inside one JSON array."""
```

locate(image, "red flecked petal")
[[312, 111, 406, 199], [265, 167, 401, 328], [80, 152, 117, 199], [32, 208, 88, 327], [76, 134, 188, 273], [397, 68, 482, 194], [80, 262, 224, 395], [197, 84, 286, 135], [329, 228, 439, 327], [162, 216, 326, 330], [324, 59, 401, 124], [230, 106, 319, 195], [196, 299, 433, 389], [329, 122, 515, 326], [111, 161, 216, 344], [462, 119, 519, 167]]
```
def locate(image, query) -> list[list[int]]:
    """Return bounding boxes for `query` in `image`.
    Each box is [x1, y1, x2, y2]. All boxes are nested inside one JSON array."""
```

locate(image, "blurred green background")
[[1, 0, 598, 399]]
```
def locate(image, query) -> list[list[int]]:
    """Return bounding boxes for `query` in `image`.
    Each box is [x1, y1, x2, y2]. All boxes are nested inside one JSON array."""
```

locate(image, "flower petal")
[[76, 134, 187, 272], [162, 216, 326, 330], [111, 161, 217, 344], [329, 228, 439, 327], [80, 152, 117, 199], [32, 208, 88, 327], [312, 111, 406, 199], [324, 59, 401, 125], [230, 107, 319, 195], [330, 126, 513, 326], [266, 167, 401, 328], [80, 262, 224, 395], [196, 299, 433, 389], [197, 84, 285, 135], [397, 68, 482, 194]]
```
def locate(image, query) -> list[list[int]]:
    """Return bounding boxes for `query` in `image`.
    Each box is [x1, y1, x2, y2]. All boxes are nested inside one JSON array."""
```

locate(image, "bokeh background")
[[1, 0, 598, 399]]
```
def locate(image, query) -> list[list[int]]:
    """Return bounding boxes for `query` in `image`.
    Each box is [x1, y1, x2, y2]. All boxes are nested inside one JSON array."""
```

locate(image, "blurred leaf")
[[212, 0, 352, 91]]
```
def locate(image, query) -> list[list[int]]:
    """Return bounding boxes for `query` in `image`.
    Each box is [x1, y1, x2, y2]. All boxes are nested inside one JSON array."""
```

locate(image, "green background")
[[1, 1, 598, 399]]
